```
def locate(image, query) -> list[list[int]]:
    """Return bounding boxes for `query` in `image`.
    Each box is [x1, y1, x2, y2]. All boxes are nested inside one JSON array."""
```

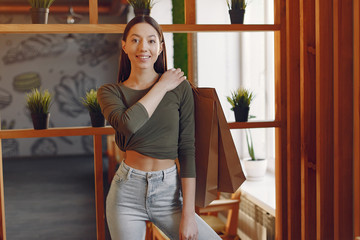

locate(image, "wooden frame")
[[333, 0, 354, 239], [299, 0, 317, 239], [0, 0, 286, 239], [315, 0, 334, 239], [354, 0, 360, 238]]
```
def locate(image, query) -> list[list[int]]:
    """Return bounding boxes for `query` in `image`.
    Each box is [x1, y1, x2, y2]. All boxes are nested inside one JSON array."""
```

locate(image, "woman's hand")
[[179, 214, 198, 240], [157, 68, 187, 92]]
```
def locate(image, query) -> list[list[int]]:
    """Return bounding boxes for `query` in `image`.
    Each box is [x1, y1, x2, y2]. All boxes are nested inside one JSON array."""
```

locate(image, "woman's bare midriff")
[[124, 150, 175, 172]]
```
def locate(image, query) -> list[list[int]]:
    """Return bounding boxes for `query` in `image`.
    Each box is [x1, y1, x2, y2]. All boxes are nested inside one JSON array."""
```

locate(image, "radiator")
[[237, 195, 275, 240]]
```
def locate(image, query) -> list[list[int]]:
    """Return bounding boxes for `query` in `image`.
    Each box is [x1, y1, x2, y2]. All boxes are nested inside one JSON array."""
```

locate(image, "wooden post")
[[93, 135, 105, 240], [299, 0, 317, 239], [184, 0, 197, 85], [315, 0, 334, 239], [274, 0, 288, 239], [286, 0, 301, 238], [333, 0, 354, 239], [89, 0, 99, 24], [0, 137, 6, 240], [354, 0, 360, 238]]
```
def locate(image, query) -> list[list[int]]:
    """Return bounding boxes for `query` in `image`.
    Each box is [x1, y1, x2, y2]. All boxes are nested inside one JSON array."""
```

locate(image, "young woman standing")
[[98, 16, 220, 240]]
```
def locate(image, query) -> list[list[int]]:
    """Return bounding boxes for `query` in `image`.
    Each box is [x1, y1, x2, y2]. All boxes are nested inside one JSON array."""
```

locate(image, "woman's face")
[[122, 22, 163, 71]]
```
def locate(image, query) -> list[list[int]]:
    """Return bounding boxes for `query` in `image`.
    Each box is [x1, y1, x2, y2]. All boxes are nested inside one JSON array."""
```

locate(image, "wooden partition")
[[333, 0, 354, 239], [315, 0, 334, 239], [299, 0, 317, 239], [354, 0, 360, 238], [286, 0, 301, 239]]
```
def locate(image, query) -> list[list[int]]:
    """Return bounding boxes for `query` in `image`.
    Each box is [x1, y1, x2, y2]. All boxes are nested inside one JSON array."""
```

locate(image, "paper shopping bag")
[[193, 89, 219, 207], [194, 88, 246, 193]]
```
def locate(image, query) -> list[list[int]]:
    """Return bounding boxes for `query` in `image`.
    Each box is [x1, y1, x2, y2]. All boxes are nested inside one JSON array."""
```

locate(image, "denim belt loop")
[[162, 170, 166, 181], [126, 168, 132, 180]]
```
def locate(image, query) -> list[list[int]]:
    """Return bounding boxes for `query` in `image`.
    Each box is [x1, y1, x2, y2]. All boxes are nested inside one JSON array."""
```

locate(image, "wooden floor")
[[3, 154, 110, 240]]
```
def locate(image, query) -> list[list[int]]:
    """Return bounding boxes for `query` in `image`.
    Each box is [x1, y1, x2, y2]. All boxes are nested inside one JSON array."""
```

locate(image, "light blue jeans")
[[106, 161, 221, 240]]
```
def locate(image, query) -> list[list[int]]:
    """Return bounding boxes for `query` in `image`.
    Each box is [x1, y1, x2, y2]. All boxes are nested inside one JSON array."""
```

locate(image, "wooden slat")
[[274, 0, 287, 239], [333, 0, 354, 239], [286, 0, 301, 238], [88, 0, 98, 24], [184, 0, 197, 85], [0, 126, 114, 139], [315, 0, 334, 238], [0, 139, 6, 240], [93, 135, 105, 240], [0, 24, 280, 34], [0, 5, 111, 14], [299, 0, 317, 239], [228, 121, 281, 129], [354, 0, 360, 237]]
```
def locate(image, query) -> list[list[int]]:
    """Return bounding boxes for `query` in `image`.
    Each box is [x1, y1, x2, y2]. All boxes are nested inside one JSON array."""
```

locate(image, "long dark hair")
[[118, 16, 168, 83]]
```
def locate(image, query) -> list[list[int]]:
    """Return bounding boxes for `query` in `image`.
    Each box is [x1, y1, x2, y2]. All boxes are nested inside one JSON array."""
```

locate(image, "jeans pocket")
[[113, 165, 128, 184]]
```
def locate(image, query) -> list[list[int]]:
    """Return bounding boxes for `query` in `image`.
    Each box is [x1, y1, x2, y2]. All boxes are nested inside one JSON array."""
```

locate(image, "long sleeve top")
[[97, 80, 196, 178]]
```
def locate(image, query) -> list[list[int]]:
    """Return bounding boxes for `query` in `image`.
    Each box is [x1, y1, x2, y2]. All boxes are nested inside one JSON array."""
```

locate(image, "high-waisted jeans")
[[106, 161, 221, 240]]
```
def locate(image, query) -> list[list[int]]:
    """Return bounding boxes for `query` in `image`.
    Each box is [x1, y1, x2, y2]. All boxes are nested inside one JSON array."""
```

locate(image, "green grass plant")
[[25, 88, 52, 114], [245, 129, 256, 160], [81, 89, 102, 113], [127, 0, 155, 9], [28, 0, 56, 8], [226, 87, 254, 109], [226, 0, 247, 10]]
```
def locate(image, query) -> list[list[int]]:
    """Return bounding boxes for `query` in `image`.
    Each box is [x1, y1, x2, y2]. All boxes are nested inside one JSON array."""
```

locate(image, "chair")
[[151, 189, 241, 240]]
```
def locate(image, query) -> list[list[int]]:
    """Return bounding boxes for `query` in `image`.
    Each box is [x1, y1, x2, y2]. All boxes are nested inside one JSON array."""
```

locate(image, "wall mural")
[[2, 34, 68, 65], [0, 30, 121, 158], [75, 34, 118, 67], [54, 71, 97, 118]]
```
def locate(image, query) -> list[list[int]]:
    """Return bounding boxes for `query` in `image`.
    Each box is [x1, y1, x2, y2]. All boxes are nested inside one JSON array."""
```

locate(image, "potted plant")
[[25, 88, 52, 130], [29, 0, 56, 24], [226, 87, 254, 122], [127, 0, 155, 16], [226, 0, 247, 24], [81, 89, 105, 127], [241, 129, 267, 180]]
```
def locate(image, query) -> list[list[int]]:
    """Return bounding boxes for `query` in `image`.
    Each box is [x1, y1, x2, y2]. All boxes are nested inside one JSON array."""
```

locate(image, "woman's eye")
[[149, 40, 156, 44], [132, 39, 139, 43]]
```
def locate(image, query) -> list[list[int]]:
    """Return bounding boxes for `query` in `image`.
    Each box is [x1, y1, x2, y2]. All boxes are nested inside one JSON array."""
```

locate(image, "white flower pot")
[[241, 158, 268, 181]]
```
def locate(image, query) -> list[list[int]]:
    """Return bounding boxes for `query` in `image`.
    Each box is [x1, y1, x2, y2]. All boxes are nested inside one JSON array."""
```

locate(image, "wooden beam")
[[0, 127, 114, 139], [333, 0, 354, 239], [0, 5, 111, 14], [299, 0, 317, 239], [286, 0, 301, 238], [0, 138, 6, 240], [353, 0, 360, 237], [89, 0, 98, 24], [274, 0, 288, 239], [0, 24, 280, 34], [184, 0, 197, 85], [93, 135, 105, 240], [315, 0, 334, 239]]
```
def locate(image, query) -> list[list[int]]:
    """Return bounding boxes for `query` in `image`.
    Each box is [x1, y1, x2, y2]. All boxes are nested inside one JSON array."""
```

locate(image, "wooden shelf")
[[0, 122, 280, 140], [0, 24, 280, 34], [0, 126, 114, 139], [228, 121, 281, 129]]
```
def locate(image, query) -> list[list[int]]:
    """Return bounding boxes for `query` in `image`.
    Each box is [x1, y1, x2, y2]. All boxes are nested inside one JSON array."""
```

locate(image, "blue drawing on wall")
[[2, 34, 67, 65], [54, 71, 96, 118], [75, 34, 119, 67], [31, 138, 58, 156], [0, 88, 12, 109]]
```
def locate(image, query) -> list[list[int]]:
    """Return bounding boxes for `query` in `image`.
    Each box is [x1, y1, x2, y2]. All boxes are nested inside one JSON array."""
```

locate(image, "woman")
[[98, 16, 220, 240]]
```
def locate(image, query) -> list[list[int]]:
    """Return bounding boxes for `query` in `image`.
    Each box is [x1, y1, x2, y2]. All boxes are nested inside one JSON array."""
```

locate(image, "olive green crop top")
[[97, 80, 196, 178]]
